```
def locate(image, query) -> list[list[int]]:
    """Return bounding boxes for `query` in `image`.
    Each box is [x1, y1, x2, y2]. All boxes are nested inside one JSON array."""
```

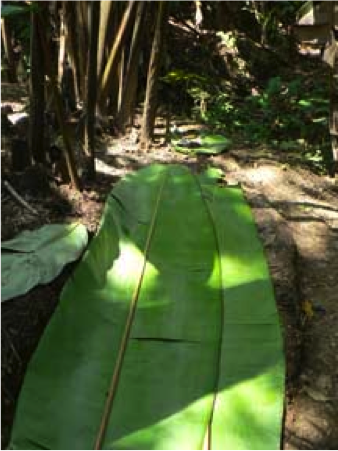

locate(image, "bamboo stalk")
[[140, 2, 169, 148], [36, 10, 81, 190], [97, 1, 136, 112], [84, 1, 100, 179]]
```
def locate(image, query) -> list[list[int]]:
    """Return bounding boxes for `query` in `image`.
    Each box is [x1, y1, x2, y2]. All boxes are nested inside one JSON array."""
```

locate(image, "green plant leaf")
[[173, 134, 232, 155], [10, 165, 284, 450], [1, 3, 38, 17], [1, 224, 88, 302], [267, 77, 282, 96], [298, 99, 312, 107]]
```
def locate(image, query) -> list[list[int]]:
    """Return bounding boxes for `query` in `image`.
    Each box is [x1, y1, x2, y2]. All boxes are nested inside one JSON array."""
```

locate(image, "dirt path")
[[212, 154, 338, 449], [2, 123, 338, 448]]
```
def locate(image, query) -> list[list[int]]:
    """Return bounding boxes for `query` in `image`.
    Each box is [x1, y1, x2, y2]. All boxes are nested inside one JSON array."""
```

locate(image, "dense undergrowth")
[[164, 6, 333, 175], [204, 74, 331, 173]]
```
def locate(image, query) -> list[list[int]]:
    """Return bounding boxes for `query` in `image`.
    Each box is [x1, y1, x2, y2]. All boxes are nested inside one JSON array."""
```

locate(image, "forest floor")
[[1, 84, 338, 449]]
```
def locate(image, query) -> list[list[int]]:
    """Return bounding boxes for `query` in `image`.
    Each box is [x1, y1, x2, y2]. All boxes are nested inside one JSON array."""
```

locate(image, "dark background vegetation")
[[1, 0, 337, 185]]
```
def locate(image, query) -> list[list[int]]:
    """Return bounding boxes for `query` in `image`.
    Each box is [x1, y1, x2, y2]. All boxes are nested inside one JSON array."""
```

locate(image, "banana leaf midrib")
[[193, 173, 224, 449], [94, 170, 169, 449]]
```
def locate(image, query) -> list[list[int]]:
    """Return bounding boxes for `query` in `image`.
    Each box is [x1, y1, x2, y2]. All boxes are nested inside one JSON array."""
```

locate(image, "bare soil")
[[1, 86, 338, 449]]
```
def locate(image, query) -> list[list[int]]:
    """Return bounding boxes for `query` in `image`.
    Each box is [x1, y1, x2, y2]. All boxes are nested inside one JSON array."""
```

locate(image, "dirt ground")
[[1, 88, 338, 449]]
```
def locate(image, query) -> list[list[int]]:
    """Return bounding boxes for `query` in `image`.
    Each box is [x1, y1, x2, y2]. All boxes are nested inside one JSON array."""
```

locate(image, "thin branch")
[[3, 181, 39, 216], [2, 328, 22, 366]]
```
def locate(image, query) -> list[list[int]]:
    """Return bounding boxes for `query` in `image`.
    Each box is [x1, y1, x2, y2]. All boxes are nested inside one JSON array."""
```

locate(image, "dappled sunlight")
[[219, 255, 268, 287], [206, 255, 222, 290], [104, 356, 283, 450], [222, 364, 285, 409], [212, 365, 284, 449], [88, 239, 166, 311], [107, 393, 214, 450], [109, 240, 145, 290], [245, 166, 281, 185], [95, 157, 127, 178]]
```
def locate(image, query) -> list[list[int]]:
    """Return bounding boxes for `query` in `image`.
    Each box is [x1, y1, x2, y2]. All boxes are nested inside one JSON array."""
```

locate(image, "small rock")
[[304, 386, 331, 402], [316, 374, 332, 393]]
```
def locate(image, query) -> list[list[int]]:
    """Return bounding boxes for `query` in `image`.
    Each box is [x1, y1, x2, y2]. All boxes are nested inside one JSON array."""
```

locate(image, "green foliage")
[[1, 4, 30, 18], [161, 69, 207, 85], [160, 69, 216, 117], [244, 1, 304, 45], [201, 75, 330, 172], [275, 2, 305, 25], [1, 2, 39, 63], [216, 31, 238, 49]]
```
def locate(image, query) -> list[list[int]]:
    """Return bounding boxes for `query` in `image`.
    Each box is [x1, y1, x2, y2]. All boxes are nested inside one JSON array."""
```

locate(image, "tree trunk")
[[76, 1, 89, 101], [329, 1, 338, 175], [84, 1, 100, 180], [97, 0, 114, 81], [117, 1, 147, 131], [58, 5, 66, 85], [105, 3, 123, 117], [37, 11, 81, 190], [117, 46, 125, 112], [58, 3, 76, 115], [97, 1, 136, 115], [64, 2, 82, 104], [29, 10, 45, 165], [140, 2, 169, 149], [1, 18, 17, 83]]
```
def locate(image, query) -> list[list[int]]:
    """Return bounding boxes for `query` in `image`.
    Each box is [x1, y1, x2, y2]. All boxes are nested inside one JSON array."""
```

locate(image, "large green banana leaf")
[[10, 164, 285, 450]]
